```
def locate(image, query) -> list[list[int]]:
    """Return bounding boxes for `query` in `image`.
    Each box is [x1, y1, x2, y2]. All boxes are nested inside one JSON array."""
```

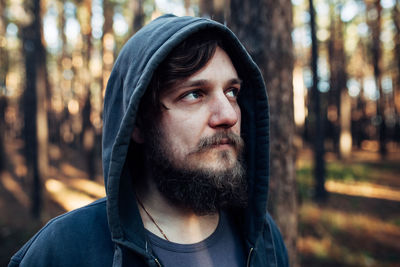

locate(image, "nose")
[[208, 93, 239, 129]]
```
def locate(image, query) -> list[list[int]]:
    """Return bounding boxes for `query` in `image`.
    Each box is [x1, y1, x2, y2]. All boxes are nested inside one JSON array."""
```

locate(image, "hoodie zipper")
[[246, 247, 254, 267], [154, 258, 162, 267]]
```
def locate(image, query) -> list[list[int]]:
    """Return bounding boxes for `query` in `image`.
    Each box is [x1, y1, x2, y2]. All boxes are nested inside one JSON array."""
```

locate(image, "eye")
[[181, 90, 204, 101], [225, 87, 240, 98]]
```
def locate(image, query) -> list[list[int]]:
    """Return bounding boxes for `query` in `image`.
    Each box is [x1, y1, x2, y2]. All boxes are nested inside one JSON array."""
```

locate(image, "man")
[[10, 15, 288, 266]]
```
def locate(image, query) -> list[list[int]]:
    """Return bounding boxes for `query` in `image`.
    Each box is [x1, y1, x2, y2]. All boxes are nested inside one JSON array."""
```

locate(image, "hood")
[[102, 14, 270, 253]]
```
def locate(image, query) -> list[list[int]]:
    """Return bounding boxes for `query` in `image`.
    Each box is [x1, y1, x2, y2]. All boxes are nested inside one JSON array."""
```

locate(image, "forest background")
[[0, 0, 400, 266]]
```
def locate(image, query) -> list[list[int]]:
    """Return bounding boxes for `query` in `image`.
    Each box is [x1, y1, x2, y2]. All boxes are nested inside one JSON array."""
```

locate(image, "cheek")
[[160, 112, 203, 152], [235, 105, 242, 134]]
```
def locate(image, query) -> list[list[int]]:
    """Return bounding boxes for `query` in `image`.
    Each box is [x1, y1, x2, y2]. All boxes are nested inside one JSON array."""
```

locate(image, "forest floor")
[[1, 140, 400, 267], [297, 147, 400, 267]]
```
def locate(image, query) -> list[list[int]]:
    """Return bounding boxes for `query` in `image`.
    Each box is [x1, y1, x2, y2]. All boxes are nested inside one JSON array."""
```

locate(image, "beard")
[[145, 129, 248, 215]]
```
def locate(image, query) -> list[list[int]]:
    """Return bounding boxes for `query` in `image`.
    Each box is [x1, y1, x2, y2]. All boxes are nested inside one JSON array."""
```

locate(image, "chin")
[[182, 149, 238, 170], [189, 160, 238, 173]]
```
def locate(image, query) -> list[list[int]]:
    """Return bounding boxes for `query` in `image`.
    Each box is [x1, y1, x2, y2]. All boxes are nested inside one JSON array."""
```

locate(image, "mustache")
[[191, 132, 244, 154]]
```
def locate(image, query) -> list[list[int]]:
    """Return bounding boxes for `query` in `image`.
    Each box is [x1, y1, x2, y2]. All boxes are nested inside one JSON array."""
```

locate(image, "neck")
[[136, 180, 219, 244]]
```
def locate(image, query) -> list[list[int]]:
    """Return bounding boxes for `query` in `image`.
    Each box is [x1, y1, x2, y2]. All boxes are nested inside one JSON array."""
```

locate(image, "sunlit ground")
[[45, 177, 105, 211], [298, 202, 400, 266], [0, 172, 29, 209], [45, 162, 105, 211], [325, 180, 400, 202], [297, 147, 400, 266]]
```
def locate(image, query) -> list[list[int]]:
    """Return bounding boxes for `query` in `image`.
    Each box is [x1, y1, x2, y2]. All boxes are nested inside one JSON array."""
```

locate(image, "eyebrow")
[[177, 78, 243, 89]]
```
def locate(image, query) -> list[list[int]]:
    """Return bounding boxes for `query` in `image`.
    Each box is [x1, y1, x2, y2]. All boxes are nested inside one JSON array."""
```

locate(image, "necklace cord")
[[136, 197, 169, 241]]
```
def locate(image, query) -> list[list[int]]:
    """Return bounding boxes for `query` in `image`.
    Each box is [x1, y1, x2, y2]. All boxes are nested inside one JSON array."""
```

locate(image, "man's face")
[[158, 46, 242, 172], [141, 46, 247, 214]]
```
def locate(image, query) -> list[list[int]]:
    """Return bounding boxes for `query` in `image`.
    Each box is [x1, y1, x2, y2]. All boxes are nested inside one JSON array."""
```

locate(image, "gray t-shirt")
[[146, 212, 246, 267]]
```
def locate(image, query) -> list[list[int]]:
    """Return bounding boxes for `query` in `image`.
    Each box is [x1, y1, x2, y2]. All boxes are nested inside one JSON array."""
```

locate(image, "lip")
[[215, 143, 232, 149], [219, 138, 230, 145], [212, 140, 233, 149]]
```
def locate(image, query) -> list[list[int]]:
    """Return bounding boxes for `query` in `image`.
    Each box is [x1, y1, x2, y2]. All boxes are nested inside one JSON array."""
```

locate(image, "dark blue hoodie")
[[9, 15, 288, 267]]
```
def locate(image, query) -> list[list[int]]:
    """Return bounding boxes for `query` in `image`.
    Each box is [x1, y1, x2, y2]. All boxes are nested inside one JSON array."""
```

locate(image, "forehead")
[[165, 46, 239, 93], [192, 46, 237, 77]]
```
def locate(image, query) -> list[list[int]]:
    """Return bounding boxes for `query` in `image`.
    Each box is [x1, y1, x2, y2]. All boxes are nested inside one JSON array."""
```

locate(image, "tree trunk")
[[328, 5, 350, 158], [21, 0, 48, 219], [0, 0, 8, 172], [102, 0, 114, 96], [82, 95, 96, 180], [101, 0, 115, 165], [0, 0, 7, 91], [309, 0, 327, 201], [212, 0, 225, 23], [0, 96, 6, 172], [340, 90, 352, 158], [79, 0, 96, 180], [49, 0, 67, 147], [368, 0, 386, 157], [393, 0, 400, 135], [184, 0, 191, 15], [133, 0, 144, 34], [229, 0, 298, 265], [199, 0, 214, 18], [199, 0, 225, 23]]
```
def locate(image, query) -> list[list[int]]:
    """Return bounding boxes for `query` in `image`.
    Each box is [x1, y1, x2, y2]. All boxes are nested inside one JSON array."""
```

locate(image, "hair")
[[136, 30, 225, 133]]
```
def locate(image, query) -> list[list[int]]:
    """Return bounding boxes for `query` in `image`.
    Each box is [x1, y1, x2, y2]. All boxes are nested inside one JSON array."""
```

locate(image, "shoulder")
[[9, 198, 114, 267], [264, 213, 289, 267]]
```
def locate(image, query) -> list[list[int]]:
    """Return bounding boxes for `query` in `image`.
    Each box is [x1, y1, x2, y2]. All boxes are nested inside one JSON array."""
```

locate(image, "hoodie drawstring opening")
[[246, 247, 254, 267]]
